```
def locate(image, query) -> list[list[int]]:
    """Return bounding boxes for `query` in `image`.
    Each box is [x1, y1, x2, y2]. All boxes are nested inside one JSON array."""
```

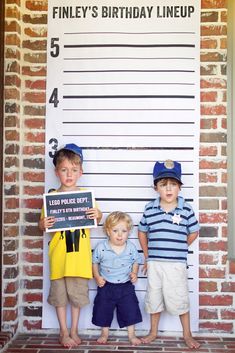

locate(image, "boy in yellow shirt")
[[39, 143, 102, 348]]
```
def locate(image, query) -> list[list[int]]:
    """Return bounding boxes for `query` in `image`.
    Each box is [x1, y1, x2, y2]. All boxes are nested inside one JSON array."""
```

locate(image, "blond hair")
[[54, 149, 82, 167], [103, 211, 133, 234]]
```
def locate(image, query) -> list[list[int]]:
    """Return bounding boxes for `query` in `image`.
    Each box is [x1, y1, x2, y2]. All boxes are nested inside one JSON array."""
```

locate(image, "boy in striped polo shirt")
[[138, 160, 200, 349]]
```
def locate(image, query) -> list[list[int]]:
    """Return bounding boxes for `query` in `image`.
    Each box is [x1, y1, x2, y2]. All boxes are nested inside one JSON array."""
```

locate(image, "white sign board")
[[43, 0, 200, 333]]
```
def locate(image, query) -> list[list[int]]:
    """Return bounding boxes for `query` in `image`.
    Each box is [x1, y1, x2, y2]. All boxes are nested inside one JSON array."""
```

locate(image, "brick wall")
[[3, 0, 235, 334]]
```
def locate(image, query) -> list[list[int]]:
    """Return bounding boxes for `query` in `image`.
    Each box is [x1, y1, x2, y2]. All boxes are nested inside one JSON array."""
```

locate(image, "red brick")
[[199, 294, 233, 306], [23, 186, 44, 196], [199, 213, 227, 224], [3, 296, 18, 307], [199, 308, 218, 319], [201, 38, 217, 49], [23, 319, 42, 331], [25, 80, 46, 90], [201, 105, 227, 115], [199, 321, 233, 333], [201, 78, 227, 88], [24, 118, 45, 129], [229, 260, 235, 274], [199, 267, 226, 278], [4, 281, 19, 294], [23, 172, 45, 182], [199, 254, 219, 265], [221, 310, 235, 320], [199, 281, 218, 292], [23, 239, 43, 250], [221, 282, 235, 292], [22, 252, 43, 264], [3, 309, 18, 322], [201, 0, 227, 9], [25, 1, 48, 11], [25, 132, 45, 143], [23, 199, 43, 209], [23, 265, 43, 277], [23, 92, 46, 103], [199, 240, 227, 252], [200, 146, 218, 156], [201, 25, 227, 36], [23, 293, 42, 303]]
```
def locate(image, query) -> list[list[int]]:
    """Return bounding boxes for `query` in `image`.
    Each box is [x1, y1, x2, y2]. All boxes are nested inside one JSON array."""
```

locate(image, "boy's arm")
[[138, 230, 148, 274], [138, 231, 148, 258], [187, 231, 199, 246], [130, 263, 139, 283], [92, 263, 106, 287]]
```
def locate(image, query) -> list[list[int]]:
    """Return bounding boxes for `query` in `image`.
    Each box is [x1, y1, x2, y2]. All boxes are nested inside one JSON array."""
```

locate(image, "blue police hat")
[[53, 143, 83, 166], [153, 160, 183, 184]]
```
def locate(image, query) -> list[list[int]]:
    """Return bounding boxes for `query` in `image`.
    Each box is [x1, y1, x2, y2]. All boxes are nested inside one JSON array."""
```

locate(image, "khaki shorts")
[[48, 277, 89, 308], [145, 261, 189, 316]]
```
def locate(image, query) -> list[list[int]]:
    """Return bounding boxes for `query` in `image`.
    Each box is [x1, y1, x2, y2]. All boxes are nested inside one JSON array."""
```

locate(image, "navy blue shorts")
[[92, 281, 142, 328]]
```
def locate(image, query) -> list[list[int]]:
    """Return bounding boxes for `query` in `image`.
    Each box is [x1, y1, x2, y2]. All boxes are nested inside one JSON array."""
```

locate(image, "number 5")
[[50, 38, 60, 58]]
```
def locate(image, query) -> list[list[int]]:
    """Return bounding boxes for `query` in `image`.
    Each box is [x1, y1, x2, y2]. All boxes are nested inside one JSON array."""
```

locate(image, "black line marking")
[[64, 44, 195, 48], [64, 31, 196, 35], [64, 57, 195, 60], [62, 121, 195, 124], [63, 82, 195, 86], [63, 95, 195, 99], [64, 69, 195, 73], [81, 147, 194, 150], [63, 108, 195, 111]]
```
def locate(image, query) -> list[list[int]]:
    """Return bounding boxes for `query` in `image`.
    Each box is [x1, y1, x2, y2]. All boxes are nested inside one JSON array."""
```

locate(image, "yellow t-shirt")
[[41, 189, 93, 280], [48, 227, 92, 280]]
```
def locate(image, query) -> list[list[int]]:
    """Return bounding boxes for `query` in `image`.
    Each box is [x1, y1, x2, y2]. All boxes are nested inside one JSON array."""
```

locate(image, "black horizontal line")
[[63, 134, 194, 137], [64, 31, 195, 35], [81, 147, 194, 150], [64, 57, 195, 60], [63, 95, 195, 99], [64, 44, 195, 48], [62, 121, 194, 124], [64, 69, 195, 73], [82, 172, 193, 176], [96, 198, 194, 202], [63, 82, 195, 86], [63, 108, 195, 111]]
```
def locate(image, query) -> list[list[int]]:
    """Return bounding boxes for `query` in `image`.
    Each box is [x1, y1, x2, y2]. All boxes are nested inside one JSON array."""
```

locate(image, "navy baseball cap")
[[53, 143, 83, 166], [153, 160, 183, 184]]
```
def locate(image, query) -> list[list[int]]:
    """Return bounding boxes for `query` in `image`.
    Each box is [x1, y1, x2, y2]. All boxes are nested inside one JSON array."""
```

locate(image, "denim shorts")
[[92, 281, 142, 328]]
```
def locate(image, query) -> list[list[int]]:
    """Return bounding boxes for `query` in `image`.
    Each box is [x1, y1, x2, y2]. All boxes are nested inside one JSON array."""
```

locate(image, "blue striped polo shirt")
[[138, 196, 200, 263]]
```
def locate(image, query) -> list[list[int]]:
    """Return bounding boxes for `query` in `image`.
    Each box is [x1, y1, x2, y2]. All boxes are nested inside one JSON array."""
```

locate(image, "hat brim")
[[154, 172, 183, 185]]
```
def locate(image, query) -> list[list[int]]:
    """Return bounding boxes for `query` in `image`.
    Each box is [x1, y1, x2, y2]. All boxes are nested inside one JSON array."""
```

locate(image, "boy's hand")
[[130, 271, 138, 283], [141, 261, 148, 275], [39, 217, 55, 231], [86, 208, 102, 222], [95, 275, 106, 288]]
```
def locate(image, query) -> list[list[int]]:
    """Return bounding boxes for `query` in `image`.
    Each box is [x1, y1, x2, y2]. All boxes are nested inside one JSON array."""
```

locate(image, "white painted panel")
[[43, 0, 200, 332]]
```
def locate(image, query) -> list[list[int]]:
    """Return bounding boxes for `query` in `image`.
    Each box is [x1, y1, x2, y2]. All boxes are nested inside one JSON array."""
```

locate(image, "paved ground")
[[1, 332, 235, 353]]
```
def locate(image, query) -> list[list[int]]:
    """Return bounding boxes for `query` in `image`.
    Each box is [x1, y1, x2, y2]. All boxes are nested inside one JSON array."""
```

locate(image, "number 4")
[[49, 88, 59, 107]]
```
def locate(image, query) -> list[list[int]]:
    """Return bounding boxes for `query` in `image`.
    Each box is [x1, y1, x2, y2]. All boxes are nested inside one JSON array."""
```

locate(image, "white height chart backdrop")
[[43, 0, 200, 332]]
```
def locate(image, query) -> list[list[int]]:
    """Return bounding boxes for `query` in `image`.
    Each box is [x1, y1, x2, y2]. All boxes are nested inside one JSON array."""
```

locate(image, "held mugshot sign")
[[43, 190, 96, 232], [43, 0, 200, 332]]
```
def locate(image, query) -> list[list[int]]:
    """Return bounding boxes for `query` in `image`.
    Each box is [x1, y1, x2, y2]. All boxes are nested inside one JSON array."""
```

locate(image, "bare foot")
[[129, 336, 142, 346], [141, 333, 157, 344], [70, 332, 82, 345], [184, 336, 200, 349], [59, 334, 76, 348], [97, 334, 108, 344]]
